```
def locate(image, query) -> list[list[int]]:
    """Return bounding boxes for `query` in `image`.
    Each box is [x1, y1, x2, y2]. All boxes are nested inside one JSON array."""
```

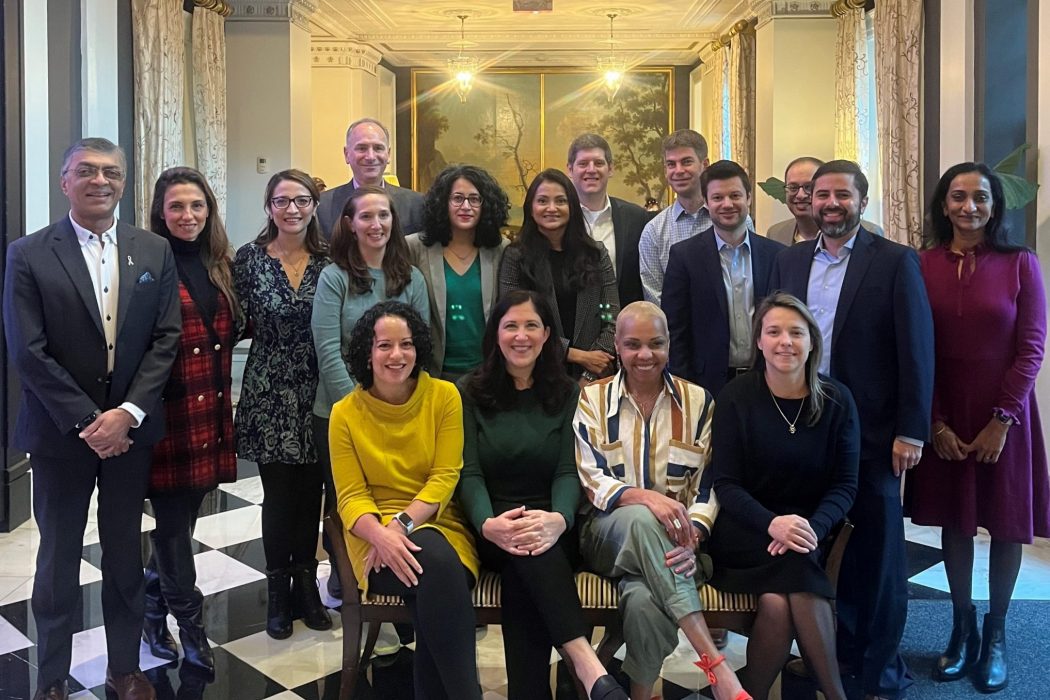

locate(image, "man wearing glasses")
[[4, 138, 181, 700], [316, 117, 425, 239], [767, 156, 884, 245]]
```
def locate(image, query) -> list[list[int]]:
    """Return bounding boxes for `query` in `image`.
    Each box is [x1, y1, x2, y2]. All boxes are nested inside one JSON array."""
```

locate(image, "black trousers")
[[477, 530, 586, 700], [836, 458, 913, 699], [368, 529, 481, 700], [31, 449, 152, 685], [147, 490, 208, 612], [258, 460, 323, 571]]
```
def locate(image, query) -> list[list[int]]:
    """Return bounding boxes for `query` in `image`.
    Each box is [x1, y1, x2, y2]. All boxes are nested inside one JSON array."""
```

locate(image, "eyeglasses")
[[270, 196, 315, 210], [67, 165, 125, 181], [785, 183, 813, 196], [449, 194, 483, 208]]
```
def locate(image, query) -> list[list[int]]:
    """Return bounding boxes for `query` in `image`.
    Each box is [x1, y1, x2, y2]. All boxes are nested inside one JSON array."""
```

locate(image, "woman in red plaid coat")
[[142, 168, 243, 673]]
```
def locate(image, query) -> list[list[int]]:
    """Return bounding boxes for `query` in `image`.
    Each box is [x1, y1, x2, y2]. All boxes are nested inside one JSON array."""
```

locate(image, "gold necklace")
[[273, 241, 309, 279], [768, 386, 806, 435], [445, 244, 476, 262], [629, 388, 662, 417]]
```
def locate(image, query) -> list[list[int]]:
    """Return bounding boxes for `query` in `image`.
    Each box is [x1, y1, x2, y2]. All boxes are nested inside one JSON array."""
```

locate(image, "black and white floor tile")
[[1, 459, 1047, 699]]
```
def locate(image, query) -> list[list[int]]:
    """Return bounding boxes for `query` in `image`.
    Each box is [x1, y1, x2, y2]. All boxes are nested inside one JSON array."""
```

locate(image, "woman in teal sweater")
[[457, 289, 626, 700]]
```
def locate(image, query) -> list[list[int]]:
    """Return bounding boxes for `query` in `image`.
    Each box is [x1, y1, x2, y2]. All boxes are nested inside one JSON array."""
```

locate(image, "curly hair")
[[254, 169, 329, 256], [464, 289, 573, 414], [926, 162, 1023, 252], [346, 301, 433, 390], [329, 185, 415, 296], [420, 165, 510, 248], [513, 169, 602, 291], [149, 166, 242, 326]]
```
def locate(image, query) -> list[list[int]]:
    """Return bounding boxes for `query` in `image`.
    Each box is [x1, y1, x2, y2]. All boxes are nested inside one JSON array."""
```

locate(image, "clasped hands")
[[931, 419, 1008, 465], [637, 490, 701, 578], [79, 408, 135, 459], [767, 514, 817, 556], [482, 506, 566, 557], [363, 518, 424, 587]]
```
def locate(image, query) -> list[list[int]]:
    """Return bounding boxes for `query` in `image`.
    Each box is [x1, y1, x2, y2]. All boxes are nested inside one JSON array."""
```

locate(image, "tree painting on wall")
[[412, 68, 673, 224]]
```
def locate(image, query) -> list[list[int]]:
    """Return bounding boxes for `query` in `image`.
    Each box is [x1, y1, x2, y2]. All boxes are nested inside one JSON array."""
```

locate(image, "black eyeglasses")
[[785, 183, 813, 195], [449, 194, 483, 208], [270, 196, 315, 210]]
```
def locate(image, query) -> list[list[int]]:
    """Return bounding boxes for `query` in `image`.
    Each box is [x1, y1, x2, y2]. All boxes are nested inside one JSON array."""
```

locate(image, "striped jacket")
[[574, 369, 720, 536]]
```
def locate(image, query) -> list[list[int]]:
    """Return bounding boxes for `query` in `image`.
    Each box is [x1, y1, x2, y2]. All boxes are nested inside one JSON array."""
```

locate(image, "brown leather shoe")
[[32, 679, 69, 700], [105, 668, 157, 700]]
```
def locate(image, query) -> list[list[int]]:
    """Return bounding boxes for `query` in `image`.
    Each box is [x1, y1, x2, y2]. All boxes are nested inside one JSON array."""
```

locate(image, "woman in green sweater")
[[457, 289, 626, 700]]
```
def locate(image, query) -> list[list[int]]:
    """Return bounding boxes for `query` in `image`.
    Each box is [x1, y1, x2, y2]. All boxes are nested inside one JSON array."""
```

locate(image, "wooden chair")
[[323, 513, 853, 700]]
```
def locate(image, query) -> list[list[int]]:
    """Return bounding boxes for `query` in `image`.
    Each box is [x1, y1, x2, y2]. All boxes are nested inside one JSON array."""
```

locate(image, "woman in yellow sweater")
[[329, 300, 481, 699]]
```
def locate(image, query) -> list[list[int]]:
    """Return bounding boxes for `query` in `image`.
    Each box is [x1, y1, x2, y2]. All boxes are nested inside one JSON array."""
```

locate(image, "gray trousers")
[[579, 504, 708, 687]]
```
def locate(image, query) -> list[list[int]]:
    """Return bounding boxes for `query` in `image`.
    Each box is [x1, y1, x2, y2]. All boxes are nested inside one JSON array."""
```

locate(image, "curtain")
[[874, 0, 923, 247], [192, 7, 228, 220], [131, 0, 185, 226], [834, 4, 869, 163], [727, 25, 756, 180], [706, 48, 727, 163]]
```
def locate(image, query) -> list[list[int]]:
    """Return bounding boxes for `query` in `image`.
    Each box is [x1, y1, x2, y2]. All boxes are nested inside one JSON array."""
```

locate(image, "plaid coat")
[[149, 282, 238, 493]]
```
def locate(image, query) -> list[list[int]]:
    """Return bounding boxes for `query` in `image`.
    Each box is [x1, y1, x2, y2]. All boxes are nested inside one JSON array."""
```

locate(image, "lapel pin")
[[127, 255, 134, 266]]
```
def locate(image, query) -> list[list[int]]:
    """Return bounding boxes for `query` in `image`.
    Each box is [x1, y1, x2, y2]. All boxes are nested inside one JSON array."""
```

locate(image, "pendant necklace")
[[768, 386, 805, 435]]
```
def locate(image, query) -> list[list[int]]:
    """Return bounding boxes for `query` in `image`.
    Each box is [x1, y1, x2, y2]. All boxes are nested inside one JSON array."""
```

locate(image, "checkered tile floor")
[[1, 460, 1048, 699]]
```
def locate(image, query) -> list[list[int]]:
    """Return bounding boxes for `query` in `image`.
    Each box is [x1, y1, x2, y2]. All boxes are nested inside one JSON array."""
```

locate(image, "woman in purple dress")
[[907, 163, 1048, 694]]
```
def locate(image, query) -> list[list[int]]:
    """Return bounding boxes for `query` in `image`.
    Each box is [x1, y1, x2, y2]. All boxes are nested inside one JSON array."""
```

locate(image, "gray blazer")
[[406, 233, 508, 373], [766, 217, 885, 245], [317, 181, 425, 240]]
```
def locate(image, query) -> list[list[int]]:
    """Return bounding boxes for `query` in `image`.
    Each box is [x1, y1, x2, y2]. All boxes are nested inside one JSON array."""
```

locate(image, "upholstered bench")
[[322, 513, 851, 700]]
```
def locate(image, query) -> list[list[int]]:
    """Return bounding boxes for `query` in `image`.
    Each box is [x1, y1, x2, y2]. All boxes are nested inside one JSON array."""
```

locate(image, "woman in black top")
[[708, 293, 859, 700]]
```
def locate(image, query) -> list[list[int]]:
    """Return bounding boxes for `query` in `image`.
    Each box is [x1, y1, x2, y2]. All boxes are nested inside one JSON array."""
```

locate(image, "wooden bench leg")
[[362, 620, 381, 663], [341, 604, 363, 700]]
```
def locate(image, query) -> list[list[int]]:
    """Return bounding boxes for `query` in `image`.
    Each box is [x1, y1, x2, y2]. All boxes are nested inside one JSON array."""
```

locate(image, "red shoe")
[[695, 653, 752, 700]]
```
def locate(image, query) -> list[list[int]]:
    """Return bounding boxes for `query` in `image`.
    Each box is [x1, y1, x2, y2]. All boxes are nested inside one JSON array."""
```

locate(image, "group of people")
[[4, 116, 1045, 700]]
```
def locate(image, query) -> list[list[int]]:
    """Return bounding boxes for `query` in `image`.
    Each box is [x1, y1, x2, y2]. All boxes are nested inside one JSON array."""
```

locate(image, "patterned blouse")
[[233, 241, 330, 464]]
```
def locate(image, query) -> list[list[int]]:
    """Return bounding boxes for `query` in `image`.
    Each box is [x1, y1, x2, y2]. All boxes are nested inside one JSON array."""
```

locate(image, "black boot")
[[267, 568, 294, 639], [935, 604, 980, 681], [153, 532, 215, 671], [142, 557, 178, 661], [290, 561, 333, 631], [974, 613, 1008, 693]]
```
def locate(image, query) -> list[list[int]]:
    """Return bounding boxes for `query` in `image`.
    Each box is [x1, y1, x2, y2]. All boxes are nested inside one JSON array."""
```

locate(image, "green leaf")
[[758, 177, 787, 204], [993, 143, 1030, 174], [996, 170, 1039, 210]]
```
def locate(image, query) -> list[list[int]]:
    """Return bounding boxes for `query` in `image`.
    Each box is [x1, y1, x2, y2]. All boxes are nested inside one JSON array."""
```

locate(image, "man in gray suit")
[[316, 118, 425, 239], [4, 138, 181, 700], [767, 156, 884, 245]]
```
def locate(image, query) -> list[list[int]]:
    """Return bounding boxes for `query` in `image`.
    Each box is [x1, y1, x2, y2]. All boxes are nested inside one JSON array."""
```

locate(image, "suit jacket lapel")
[[116, 223, 138, 338], [51, 218, 105, 337], [753, 240, 774, 297], [479, 245, 498, 317], [609, 198, 626, 279], [794, 239, 820, 303], [832, 228, 874, 343], [701, 231, 730, 322], [427, 244, 448, 329]]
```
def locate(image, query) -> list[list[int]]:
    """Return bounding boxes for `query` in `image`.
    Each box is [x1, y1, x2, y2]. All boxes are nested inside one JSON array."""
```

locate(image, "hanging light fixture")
[[448, 14, 479, 103], [595, 13, 627, 101]]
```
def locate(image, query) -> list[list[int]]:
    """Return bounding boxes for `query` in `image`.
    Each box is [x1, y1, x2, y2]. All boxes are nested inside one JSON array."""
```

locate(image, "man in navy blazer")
[[567, 133, 655, 306], [662, 160, 785, 395], [4, 138, 181, 700], [769, 160, 933, 700], [316, 117, 425, 238]]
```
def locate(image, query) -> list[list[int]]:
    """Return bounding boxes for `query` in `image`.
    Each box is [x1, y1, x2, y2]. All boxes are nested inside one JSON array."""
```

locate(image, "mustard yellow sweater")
[[330, 372, 479, 593]]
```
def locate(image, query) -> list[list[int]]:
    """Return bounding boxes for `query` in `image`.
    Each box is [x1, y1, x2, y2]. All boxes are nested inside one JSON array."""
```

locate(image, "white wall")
[[23, 0, 49, 233]]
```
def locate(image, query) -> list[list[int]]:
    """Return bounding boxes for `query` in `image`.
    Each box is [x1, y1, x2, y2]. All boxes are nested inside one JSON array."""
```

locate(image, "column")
[[225, 0, 315, 248]]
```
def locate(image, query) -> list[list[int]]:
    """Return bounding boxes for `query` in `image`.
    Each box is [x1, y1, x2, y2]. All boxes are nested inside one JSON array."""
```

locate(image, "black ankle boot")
[[266, 568, 293, 639], [935, 604, 980, 681], [142, 562, 178, 661], [291, 561, 333, 631], [974, 613, 1008, 693], [178, 606, 215, 673]]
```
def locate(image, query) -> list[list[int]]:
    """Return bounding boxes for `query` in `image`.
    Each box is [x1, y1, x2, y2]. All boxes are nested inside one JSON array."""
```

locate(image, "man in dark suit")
[[4, 138, 181, 700], [662, 160, 785, 395], [769, 160, 933, 700], [316, 117, 425, 238], [567, 133, 654, 306]]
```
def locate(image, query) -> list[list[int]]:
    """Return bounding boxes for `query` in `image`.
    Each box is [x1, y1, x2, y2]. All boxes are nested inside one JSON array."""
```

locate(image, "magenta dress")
[[906, 246, 1049, 543]]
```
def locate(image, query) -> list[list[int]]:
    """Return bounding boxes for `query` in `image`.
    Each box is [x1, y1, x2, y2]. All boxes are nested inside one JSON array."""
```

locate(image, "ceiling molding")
[[749, 0, 834, 28], [311, 41, 382, 72], [226, 0, 318, 30]]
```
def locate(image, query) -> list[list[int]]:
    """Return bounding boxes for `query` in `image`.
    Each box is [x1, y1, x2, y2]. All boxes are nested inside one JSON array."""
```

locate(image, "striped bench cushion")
[[361, 570, 756, 613]]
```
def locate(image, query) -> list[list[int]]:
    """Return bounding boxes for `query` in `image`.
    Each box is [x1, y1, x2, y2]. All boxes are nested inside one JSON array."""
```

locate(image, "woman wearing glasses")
[[234, 169, 333, 639], [407, 165, 510, 382]]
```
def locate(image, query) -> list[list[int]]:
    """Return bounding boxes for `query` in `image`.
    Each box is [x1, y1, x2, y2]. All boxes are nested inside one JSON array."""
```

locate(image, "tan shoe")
[[32, 679, 69, 700], [105, 668, 157, 700]]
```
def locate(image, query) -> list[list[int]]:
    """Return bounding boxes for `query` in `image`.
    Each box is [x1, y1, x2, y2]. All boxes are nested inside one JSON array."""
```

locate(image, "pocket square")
[[137, 271, 155, 284]]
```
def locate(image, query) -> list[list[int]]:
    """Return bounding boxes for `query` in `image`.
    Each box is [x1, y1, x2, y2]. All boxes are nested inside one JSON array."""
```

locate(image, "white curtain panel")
[[834, 6, 869, 163], [192, 7, 228, 221], [131, 0, 185, 226], [874, 0, 923, 248], [728, 28, 756, 180], [707, 49, 727, 163]]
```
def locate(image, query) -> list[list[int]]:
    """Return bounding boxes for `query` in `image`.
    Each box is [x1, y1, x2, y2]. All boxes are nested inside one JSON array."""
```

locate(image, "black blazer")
[[609, 196, 656, 306], [3, 218, 182, 458], [317, 181, 425, 240], [768, 227, 934, 462], [662, 228, 785, 395]]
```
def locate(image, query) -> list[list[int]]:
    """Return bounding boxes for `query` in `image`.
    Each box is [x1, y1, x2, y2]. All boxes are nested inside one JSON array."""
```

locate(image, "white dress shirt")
[[582, 197, 616, 277]]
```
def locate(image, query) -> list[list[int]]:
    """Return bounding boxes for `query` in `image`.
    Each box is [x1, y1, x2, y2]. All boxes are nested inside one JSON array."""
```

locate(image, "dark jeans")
[[258, 460, 323, 570], [368, 529, 481, 700]]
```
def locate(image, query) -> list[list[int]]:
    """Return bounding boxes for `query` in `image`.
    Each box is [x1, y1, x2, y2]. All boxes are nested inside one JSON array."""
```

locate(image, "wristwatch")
[[992, 408, 1016, 426], [393, 511, 415, 535], [75, 410, 101, 432]]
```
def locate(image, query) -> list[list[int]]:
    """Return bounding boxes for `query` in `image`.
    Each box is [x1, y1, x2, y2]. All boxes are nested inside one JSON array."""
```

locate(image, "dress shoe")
[[106, 668, 157, 700], [589, 674, 629, 700], [290, 561, 333, 631], [935, 604, 980, 681], [32, 679, 69, 700], [266, 568, 293, 639], [974, 613, 1008, 693]]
